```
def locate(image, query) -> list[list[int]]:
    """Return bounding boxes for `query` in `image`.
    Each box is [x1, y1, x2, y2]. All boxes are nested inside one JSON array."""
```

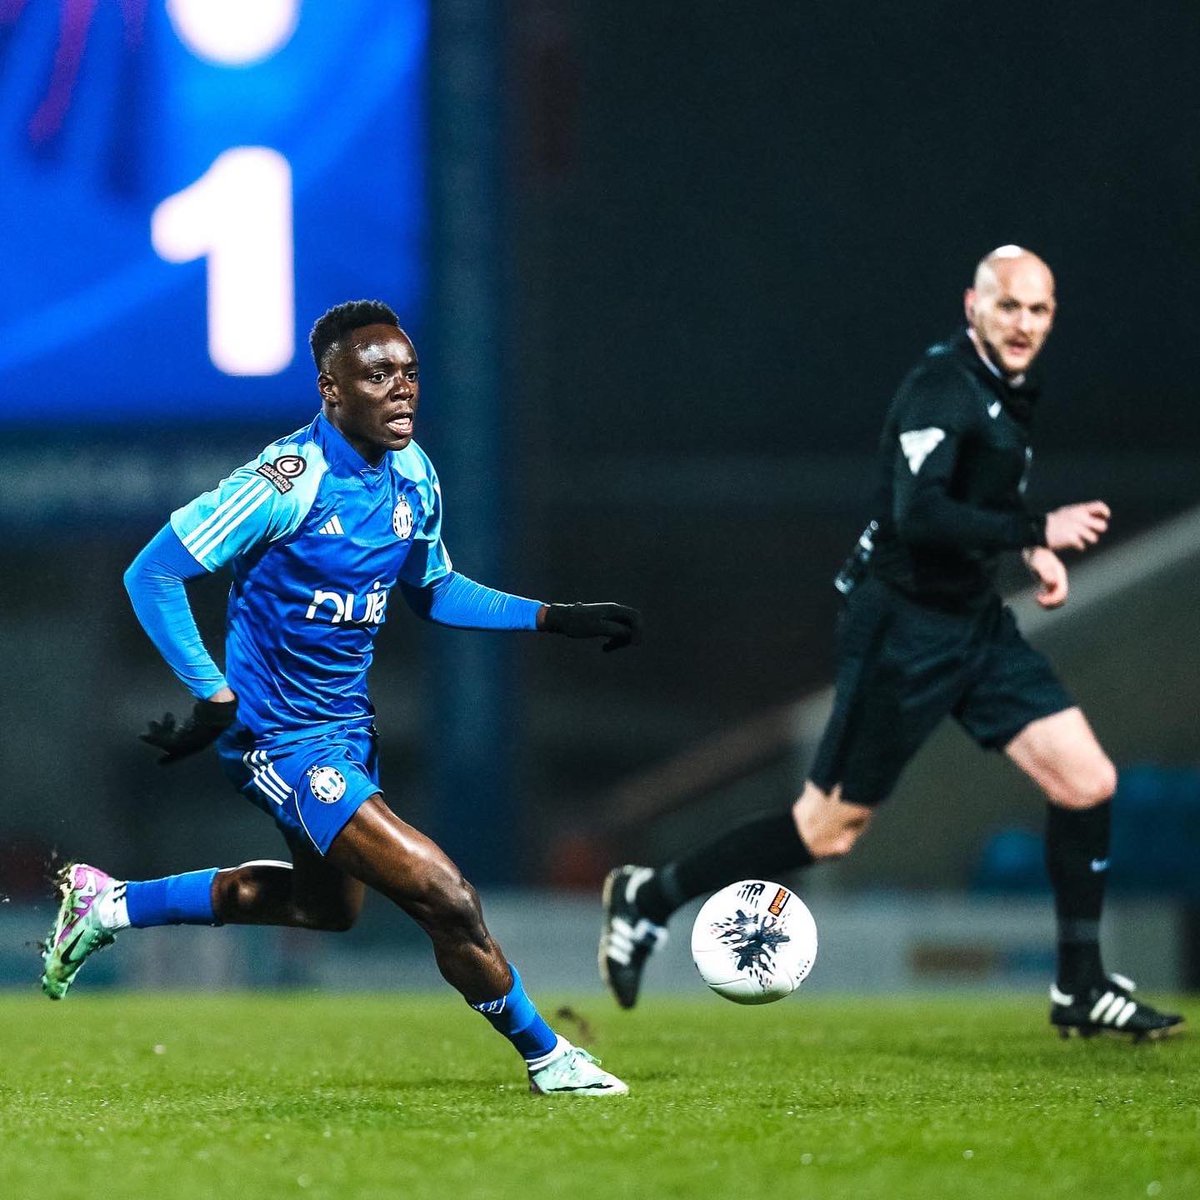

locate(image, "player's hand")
[[140, 696, 238, 765], [541, 602, 643, 652], [1043, 501, 1110, 552], [1023, 547, 1068, 609]]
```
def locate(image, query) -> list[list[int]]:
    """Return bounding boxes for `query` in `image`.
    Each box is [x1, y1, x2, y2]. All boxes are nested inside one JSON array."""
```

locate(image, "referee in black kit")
[[601, 245, 1183, 1040]]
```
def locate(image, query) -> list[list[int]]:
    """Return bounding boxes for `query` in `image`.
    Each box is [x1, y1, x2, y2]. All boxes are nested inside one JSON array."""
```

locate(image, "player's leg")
[[630, 783, 872, 928], [1005, 707, 1182, 1038], [212, 845, 364, 930], [1005, 707, 1115, 988], [959, 610, 1181, 1038], [328, 796, 626, 1094], [40, 850, 364, 999], [600, 580, 948, 1008], [328, 797, 507, 998], [600, 784, 873, 1009], [40, 860, 230, 999], [42, 733, 380, 999]]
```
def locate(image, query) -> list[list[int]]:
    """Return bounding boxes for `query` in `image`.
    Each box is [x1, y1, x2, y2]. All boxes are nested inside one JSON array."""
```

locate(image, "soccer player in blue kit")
[[41, 300, 640, 1096]]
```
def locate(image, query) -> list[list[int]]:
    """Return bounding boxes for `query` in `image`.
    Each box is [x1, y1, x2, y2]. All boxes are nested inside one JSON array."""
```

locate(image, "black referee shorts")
[[808, 577, 1074, 806]]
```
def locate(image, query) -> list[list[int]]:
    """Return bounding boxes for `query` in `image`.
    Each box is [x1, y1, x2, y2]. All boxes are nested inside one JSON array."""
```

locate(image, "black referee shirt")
[[864, 330, 1046, 610]]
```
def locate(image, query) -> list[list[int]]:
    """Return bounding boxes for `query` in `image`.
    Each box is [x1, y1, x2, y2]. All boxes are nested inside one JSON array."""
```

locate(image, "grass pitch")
[[0, 992, 1195, 1200]]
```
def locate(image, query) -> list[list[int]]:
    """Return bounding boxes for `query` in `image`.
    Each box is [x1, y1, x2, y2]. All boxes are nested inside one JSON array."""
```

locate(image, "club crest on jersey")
[[308, 766, 346, 804], [392, 496, 415, 540]]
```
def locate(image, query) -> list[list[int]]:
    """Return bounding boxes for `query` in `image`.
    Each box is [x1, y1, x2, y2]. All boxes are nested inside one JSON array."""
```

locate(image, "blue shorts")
[[218, 724, 382, 855]]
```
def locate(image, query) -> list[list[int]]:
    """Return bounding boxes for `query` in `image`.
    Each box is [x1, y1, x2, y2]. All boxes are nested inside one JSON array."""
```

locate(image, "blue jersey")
[[170, 413, 451, 741]]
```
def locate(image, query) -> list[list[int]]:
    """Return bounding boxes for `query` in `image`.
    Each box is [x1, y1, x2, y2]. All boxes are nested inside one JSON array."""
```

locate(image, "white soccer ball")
[[690, 880, 818, 1004]]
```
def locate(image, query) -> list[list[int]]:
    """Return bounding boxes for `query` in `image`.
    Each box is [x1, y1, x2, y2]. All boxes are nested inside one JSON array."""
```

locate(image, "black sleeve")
[[891, 375, 1045, 552]]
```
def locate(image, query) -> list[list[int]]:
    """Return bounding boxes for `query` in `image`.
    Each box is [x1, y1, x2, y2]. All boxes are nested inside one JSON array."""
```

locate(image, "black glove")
[[542, 603, 642, 652], [140, 697, 238, 765]]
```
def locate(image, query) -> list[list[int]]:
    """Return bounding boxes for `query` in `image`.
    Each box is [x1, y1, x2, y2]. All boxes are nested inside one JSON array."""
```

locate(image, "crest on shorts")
[[392, 496, 415, 539], [308, 766, 346, 804]]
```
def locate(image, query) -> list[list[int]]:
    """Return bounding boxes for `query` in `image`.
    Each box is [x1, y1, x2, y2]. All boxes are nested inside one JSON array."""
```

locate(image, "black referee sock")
[[1045, 801, 1111, 994], [634, 810, 816, 926]]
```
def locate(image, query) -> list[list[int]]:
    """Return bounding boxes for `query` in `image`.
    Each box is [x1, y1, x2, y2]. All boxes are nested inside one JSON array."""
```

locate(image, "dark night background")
[[2, 1, 1198, 898], [506, 1, 1200, 874]]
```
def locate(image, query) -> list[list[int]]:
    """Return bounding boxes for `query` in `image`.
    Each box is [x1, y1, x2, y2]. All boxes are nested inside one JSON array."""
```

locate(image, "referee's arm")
[[892, 391, 1044, 552]]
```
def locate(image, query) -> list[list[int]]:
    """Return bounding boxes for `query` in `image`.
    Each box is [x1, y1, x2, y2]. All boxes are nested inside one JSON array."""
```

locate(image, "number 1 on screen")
[[152, 147, 295, 377]]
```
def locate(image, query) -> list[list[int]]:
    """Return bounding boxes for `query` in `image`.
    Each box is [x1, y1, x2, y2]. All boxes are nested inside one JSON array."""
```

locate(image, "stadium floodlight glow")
[[165, 0, 300, 67], [152, 147, 295, 377]]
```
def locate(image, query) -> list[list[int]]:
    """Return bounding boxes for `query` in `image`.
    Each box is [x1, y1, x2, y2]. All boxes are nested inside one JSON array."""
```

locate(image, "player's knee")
[[218, 864, 283, 916], [1055, 758, 1118, 810], [793, 792, 869, 860], [809, 822, 865, 860]]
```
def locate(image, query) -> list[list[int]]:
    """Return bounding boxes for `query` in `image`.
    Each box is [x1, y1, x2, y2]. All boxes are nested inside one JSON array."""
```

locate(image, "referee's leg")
[[1003, 706, 1116, 809], [792, 782, 875, 860], [1006, 706, 1116, 995]]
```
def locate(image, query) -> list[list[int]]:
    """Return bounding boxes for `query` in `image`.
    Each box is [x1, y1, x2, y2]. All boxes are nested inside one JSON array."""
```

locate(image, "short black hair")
[[309, 300, 401, 372]]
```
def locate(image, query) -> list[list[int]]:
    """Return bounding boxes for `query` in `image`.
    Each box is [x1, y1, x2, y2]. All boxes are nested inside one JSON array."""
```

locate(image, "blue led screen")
[[0, 0, 427, 424]]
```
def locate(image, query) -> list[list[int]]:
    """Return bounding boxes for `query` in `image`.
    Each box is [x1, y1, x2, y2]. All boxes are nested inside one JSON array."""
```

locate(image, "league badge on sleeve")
[[256, 454, 308, 493]]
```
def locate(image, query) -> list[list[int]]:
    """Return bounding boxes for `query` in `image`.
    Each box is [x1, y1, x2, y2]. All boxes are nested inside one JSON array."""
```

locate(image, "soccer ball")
[[690, 879, 818, 1004]]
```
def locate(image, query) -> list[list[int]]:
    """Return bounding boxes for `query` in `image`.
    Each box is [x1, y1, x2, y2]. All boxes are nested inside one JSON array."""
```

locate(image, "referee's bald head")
[[972, 245, 1055, 297], [965, 245, 1056, 378]]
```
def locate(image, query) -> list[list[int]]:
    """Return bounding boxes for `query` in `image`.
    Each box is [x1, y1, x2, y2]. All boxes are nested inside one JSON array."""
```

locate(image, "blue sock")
[[469, 963, 559, 1063], [125, 868, 222, 928]]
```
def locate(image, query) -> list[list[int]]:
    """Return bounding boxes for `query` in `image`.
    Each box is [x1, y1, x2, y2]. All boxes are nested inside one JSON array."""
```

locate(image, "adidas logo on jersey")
[[317, 515, 344, 536]]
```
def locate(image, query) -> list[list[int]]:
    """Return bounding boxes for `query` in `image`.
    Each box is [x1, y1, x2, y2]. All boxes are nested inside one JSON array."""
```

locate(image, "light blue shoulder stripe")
[[170, 434, 329, 570]]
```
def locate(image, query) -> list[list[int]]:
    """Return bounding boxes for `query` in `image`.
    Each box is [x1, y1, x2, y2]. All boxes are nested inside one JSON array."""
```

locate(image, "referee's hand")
[[540, 602, 643, 652], [1044, 500, 1110, 552]]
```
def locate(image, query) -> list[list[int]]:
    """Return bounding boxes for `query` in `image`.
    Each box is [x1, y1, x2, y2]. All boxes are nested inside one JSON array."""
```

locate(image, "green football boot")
[[41, 864, 120, 1000], [528, 1043, 629, 1096]]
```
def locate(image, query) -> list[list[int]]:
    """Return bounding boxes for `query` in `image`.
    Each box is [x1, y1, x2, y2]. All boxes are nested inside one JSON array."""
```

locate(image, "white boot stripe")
[[1114, 999, 1137, 1027], [1090, 992, 1115, 1022]]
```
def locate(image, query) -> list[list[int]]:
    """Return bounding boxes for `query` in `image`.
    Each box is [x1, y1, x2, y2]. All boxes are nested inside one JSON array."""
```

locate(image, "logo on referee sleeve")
[[308, 766, 347, 804], [899, 427, 946, 474]]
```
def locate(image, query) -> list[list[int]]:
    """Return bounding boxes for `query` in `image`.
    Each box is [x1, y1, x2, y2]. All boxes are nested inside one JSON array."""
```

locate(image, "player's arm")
[[891, 379, 1046, 552], [400, 573, 642, 651], [1023, 546, 1069, 608], [397, 457, 641, 651], [124, 526, 239, 762], [124, 448, 320, 762]]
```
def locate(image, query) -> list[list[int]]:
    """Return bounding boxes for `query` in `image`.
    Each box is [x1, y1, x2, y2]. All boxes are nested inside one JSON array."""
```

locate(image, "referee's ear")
[[964, 287, 976, 323]]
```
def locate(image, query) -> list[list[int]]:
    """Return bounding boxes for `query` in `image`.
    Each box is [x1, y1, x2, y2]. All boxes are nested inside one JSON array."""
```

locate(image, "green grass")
[[0, 993, 1196, 1200]]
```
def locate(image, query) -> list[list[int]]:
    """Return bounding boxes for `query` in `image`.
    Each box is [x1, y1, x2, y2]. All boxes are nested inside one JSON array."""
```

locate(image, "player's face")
[[965, 259, 1056, 377], [320, 325, 420, 461]]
